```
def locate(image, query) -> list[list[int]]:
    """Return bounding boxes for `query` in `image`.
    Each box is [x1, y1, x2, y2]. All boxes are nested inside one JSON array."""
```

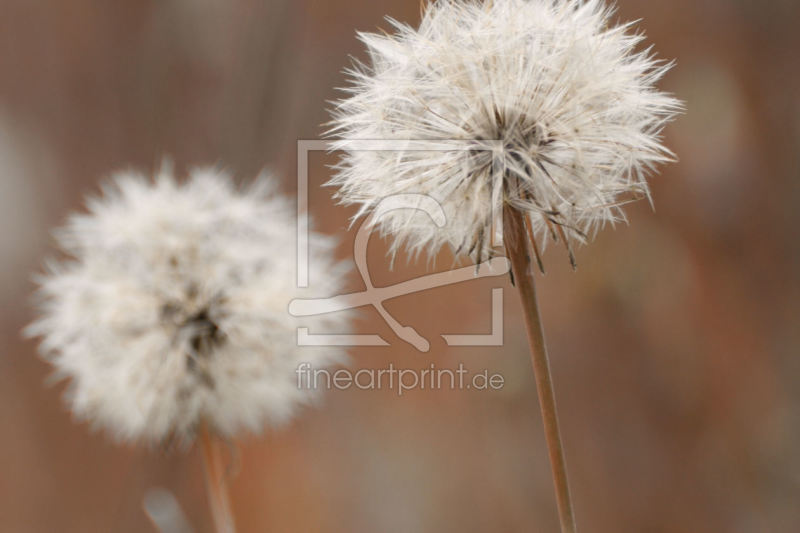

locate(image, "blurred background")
[[1, 0, 798, 531]]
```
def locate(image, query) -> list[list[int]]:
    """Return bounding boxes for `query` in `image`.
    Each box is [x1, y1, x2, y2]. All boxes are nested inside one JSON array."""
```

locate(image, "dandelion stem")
[[199, 425, 236, 533], [503, 204, 577, 533]]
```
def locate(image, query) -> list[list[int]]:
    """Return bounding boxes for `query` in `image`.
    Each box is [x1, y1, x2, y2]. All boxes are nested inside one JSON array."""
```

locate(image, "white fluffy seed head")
[[27, 167, 350, 445], [329, 0, 681, 265]]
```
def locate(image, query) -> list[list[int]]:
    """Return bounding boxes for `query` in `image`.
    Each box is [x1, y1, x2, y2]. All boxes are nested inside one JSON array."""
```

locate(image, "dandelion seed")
[[329, 0, 681, 266], [27, 166, 350, 446]]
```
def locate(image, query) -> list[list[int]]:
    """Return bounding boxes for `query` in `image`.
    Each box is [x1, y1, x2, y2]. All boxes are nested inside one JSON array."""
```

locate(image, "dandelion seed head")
[[330, 0, 681, 264], [27, 167, 349, 445]]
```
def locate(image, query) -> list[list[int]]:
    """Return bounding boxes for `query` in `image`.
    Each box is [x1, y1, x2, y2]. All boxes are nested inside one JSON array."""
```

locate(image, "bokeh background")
[[1, 0, 798, 531]]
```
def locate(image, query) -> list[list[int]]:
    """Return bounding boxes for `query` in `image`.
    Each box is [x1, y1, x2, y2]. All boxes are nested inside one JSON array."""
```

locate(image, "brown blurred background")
[[1, 0, 798, 531]]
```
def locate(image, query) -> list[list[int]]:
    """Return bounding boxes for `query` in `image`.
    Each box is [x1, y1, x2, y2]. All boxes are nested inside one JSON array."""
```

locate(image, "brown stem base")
[[199, 425, 236, 533], [503, 204, 577, 533]]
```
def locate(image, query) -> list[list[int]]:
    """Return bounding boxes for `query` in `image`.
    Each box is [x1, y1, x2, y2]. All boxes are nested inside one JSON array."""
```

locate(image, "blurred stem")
[[199, 425, 236, 533], [503, 204, 577, 533]]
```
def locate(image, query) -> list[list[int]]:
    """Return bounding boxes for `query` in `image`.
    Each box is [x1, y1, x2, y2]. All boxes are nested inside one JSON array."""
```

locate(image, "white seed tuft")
[[27, 166, 350, 445], [329, 0, 681, 266]]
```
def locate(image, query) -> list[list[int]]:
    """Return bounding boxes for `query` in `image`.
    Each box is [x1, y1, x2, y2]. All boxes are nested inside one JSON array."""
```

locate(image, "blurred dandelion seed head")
[[329, 0, 681, 264], [27, 167, 350, 445]]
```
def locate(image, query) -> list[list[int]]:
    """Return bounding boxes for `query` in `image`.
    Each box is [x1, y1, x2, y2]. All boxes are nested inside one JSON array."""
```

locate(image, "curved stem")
[[503, 204, 577, 533], [199, 425, 236, 533]]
